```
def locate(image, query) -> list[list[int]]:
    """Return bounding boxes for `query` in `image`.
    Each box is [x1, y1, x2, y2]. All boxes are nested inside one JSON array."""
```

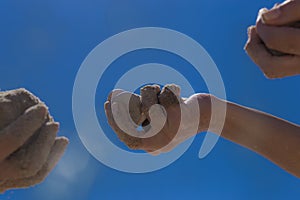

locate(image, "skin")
[[105, 0, 300, 177], [245, 0, 300, 78], [105, 86, 300, 177], [0, 89, 69, 193], [105, 84, 211, 155]]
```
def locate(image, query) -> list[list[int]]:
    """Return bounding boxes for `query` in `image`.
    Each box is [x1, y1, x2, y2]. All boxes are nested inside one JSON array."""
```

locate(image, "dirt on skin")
[[106, 84, 182, 149], [0, 89, 68, 193]]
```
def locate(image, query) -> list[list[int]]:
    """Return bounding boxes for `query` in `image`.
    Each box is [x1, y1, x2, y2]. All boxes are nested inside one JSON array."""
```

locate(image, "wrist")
[[195, 93, 213, 133], [196, 94, 227, 134]]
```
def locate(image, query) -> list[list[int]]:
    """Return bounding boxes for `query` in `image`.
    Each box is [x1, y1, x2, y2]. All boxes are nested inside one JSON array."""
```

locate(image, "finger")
[[0, 88, 41, 130], [108, 90, 146, 126], [245, 26, 273, 66], [0, 104, 48, 161], [107, 89, 124, 101], [245, 26, 300, 78], [142, 84, 183, 151], [0, 137, 68, 192], [111, 100, 140, 135], [261, 0, 300, 25], [140, 85, 160, 117], [140, 84, 161, 131], [104, 101, 143, 149], [129, 94, 145, 126], [106, 91, 170, 150], [256, 16, 300, 55], [108, 91, 144, 130], [105, 88, 180, 151], [158, 84, 182, 107], [0, 122, 58, 180]]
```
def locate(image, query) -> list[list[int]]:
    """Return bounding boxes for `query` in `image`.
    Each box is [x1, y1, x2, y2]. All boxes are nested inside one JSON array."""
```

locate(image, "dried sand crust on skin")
[[0, 89, 48, 163], [140, 85, 160, 118], [0, 122, 58, 180], [0, 89, 68, 193], [0, 138, 68, 193], [0, 89, 42, 130], [139, 84, 181, 123], [108, 84, 182, 149], [128, 93, 144, 125], [0, 104, 48, 163]]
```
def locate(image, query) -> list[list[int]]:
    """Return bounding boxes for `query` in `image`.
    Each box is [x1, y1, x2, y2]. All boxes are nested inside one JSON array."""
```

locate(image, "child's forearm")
[[205, 96, 300, 177]]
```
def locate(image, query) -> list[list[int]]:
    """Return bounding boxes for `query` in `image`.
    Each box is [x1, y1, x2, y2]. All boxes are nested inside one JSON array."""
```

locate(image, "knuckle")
[[158, 86, 181, 108], [141, 85, 160, 112], [15, 88, 29, 95]]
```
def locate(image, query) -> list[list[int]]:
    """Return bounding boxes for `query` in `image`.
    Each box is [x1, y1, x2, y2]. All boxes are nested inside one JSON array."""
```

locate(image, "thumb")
[[261, 0, 300, 25]]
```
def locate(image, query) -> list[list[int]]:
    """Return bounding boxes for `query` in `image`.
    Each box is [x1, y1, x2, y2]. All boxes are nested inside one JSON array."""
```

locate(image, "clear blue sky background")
[[1, 0, 300, 199]]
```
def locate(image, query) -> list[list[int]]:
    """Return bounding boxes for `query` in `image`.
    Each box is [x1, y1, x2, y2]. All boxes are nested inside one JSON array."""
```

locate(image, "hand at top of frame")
[[104, 84, 213, 155], [245, 0, 300, 79], [0, 89, 69, 193]]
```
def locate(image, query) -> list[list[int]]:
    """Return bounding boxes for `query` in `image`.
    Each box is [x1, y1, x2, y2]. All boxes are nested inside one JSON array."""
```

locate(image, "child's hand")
[[104, 84, 212, 155]]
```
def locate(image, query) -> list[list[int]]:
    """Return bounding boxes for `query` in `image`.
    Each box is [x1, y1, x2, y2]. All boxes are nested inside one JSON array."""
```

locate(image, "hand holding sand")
[[104, 84, 212, 155], [0, 89, 68, 193]]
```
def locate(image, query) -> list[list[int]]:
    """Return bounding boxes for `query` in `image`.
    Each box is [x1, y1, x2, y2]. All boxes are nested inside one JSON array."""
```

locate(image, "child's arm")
[[210, 96, 300, 178], [105, 85, 300, 177]]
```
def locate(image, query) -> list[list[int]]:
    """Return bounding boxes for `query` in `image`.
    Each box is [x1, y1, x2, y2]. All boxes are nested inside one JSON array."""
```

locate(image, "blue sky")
[[1, 0, 300, 199]]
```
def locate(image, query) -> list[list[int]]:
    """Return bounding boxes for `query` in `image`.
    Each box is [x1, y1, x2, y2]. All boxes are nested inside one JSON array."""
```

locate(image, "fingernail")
[[262, 8, 281, 21]]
